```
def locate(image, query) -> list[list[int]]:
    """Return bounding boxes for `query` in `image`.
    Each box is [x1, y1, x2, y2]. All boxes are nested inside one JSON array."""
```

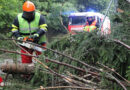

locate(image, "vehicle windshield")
[[69, 16, 86, 25]]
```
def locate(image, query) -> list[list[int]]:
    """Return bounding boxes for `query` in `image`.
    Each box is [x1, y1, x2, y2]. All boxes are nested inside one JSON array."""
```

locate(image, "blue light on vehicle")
[[62, 11, 75, 15], [87, 8, 95, 12]]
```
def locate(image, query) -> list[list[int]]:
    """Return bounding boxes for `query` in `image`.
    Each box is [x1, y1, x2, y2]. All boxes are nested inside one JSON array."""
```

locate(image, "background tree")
[[0, 0, 23, 33]]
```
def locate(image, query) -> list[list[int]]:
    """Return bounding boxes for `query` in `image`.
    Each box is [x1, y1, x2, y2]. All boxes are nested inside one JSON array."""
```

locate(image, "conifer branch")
[[0, 38, 102, 72], [0, 49, 36, 57], [12, 39, 82, 86], [97, 62, 130, 83], [37, 86, 95, 90], [114, 39, 130, 50], [66, 71, 98, 86], [45, 57, 100, 76], [106, 72, 127, 90], [45, 57, 86, 73]]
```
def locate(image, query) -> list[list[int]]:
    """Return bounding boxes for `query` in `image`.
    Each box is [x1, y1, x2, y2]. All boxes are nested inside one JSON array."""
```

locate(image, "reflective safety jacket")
[[18, 12, 40, 34], [11, 12, 47, 44], [83, 20, 97, 32]]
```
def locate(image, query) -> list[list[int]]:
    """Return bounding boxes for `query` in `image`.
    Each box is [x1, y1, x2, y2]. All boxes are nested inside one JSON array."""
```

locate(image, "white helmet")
[[86, 12, 95, 20]]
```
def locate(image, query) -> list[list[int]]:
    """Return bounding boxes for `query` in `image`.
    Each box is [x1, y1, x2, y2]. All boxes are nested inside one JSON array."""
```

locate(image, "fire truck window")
[[70, 16, 86, 25]]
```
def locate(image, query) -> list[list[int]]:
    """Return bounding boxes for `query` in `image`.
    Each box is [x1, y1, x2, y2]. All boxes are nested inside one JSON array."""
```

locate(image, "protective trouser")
[[21, 43, 46, 63]]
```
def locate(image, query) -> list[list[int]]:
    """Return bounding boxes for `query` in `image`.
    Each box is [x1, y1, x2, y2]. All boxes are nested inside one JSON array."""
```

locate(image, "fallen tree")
[[0, 31, 129, 89]]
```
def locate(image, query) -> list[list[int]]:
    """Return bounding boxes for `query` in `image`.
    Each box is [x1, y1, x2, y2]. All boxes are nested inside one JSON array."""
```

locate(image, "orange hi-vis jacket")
[[83, 20, 97, 32]]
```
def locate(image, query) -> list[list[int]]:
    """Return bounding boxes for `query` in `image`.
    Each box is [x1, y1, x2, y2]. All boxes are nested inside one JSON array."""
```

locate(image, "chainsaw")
[[18, 36, 44, 52]]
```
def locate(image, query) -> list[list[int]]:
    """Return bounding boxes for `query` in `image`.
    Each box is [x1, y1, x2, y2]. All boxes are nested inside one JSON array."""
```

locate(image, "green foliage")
[[126, 66, 130, 80], [0, 33, 16, 50], [46, 2, 77, 33], [76, 0, 111, 12], [3, 79, 35, 90], [0, 33, 18, 62], [0, 0, 23, 31], [47, 32, 129, 74], [43, 31, 129, 89], [111, 0, 130, 44]]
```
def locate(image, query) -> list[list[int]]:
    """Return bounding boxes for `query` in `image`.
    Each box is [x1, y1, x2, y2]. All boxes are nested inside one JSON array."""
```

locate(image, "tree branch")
[[106, 72, 127, 90], [45, 57, 85, 73], [0, 48, 99, 76], [97, 62, 130, 83], [12, 39, 81, 86], [114, 39, 130, 50], [0, 38, 102, 72], [0, 49, 36, 57], [66, 71, 98, 86], [37, 86, 95, 90]]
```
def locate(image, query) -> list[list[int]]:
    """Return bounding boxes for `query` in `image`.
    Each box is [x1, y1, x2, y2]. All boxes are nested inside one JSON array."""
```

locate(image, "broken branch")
[[114, 39, 130, 50], [37, 86, 96, 90]]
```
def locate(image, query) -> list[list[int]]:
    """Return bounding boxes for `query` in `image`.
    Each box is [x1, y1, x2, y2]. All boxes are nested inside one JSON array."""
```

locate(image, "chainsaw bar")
[[18, 42, 44, 52]]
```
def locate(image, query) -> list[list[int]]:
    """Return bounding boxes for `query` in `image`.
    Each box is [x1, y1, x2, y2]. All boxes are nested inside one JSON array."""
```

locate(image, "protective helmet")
[[87, 12, 95, 21], [23, 1, 35, 12], [22, 1, 35, 21]]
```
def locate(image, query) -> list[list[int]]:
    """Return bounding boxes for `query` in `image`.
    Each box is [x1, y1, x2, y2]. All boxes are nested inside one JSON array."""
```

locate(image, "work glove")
[[29, 34, 39, 43], [17, 37, 24, 41], [33, 33, 39, 39]]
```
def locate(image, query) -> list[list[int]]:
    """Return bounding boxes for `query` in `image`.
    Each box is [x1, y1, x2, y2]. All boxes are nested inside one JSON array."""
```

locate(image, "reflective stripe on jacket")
[[83, 20, 97, 32]]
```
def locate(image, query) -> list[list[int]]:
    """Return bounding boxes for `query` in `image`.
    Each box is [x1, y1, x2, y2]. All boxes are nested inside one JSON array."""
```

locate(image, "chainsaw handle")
[[23, 36, 34, 41]]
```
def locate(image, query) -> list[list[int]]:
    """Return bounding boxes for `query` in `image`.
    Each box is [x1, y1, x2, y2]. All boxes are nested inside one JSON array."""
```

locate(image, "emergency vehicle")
[[68, 12, 111, 35]]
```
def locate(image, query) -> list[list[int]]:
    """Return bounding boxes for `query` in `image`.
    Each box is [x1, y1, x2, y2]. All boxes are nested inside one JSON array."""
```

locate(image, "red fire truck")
[[68, 12, 111, 35]]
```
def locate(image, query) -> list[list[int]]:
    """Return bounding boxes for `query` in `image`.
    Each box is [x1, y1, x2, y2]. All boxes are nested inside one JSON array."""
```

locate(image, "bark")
[[0, 63, 34, 74], [37, 86, 97, 90], [114, 39, 130, 50]]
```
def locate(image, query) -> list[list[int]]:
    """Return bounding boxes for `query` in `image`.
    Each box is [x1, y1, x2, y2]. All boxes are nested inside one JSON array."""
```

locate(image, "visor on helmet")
[[23, 11, 35, 21]]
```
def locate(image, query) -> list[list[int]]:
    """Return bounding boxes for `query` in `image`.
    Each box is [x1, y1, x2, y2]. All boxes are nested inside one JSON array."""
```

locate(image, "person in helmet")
[[11, 1, 47, 64], [83, 13, 99, 32]]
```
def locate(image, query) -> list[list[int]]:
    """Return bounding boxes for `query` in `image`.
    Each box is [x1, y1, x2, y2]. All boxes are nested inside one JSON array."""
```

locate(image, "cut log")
[[0, 63, 34, 74]]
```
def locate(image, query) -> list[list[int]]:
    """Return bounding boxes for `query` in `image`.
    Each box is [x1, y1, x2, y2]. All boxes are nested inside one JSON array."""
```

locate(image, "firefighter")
[[11, 1, 47, 64], [83, 14, 99, 32]]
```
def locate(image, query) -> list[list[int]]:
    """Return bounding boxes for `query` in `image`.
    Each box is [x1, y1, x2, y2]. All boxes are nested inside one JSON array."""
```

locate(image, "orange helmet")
[[23, 1, 35, 12]]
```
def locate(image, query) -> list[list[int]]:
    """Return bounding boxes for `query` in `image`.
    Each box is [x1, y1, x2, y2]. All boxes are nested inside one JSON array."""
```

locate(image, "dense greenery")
[[43, 31, 129, 89], [0, 0, 23, 32]]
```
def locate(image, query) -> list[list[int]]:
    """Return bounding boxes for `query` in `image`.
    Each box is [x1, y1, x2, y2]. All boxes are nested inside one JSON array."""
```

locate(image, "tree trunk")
[[0, 63, 34, 74]]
